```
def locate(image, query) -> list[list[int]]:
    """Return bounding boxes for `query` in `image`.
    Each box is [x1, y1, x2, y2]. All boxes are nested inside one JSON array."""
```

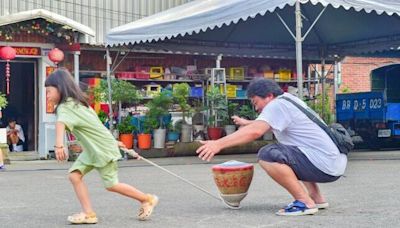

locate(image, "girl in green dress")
[[45, 68, 158, 224]]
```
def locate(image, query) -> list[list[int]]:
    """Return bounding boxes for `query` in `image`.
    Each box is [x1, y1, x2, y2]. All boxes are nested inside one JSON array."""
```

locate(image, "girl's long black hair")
[[45, 68, 89, 108]]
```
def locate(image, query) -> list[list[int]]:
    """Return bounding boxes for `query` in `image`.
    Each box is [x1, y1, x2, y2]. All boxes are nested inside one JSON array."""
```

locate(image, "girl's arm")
[[55, 122, 68, 161]]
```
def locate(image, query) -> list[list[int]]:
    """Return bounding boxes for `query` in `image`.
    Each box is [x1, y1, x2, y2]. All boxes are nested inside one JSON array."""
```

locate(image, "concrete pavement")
[[1, 151, 400, 227]]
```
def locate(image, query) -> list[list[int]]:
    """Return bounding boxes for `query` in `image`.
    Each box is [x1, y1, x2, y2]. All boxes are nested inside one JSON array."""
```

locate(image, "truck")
[[336, 64, 400, 149]]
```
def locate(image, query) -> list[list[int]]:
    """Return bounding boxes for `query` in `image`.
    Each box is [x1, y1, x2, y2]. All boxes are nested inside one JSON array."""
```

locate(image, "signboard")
[[46, 66, 56, 113], [0, 46, 41, 56]]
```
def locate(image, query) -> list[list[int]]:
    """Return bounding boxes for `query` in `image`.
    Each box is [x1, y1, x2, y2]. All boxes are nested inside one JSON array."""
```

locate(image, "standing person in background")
[[45, 68, 158, 224]]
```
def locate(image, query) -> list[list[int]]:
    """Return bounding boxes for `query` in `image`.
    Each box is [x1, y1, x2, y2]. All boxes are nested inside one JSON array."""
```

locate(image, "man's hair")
[[247, 78, 283, 98], [8, 117, 16, 123]]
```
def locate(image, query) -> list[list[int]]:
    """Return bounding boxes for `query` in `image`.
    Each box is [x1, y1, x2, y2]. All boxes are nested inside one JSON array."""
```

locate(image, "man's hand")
[[231, 115, 250, 126], [196, 140, 222, 162]]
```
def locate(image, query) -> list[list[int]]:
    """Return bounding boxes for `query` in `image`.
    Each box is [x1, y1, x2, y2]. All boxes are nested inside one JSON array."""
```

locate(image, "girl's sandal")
[[67, 212, 98, 224], [138, 194, 159, 221]]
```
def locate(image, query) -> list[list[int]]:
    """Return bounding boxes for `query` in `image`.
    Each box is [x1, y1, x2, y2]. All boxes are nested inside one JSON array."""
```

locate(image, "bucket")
[[224, 125, 236, 136], [153, 129, 166, 148], [180, 124, 193, 143], [138, 133, 151, 150], [193, 125, 205, 141]]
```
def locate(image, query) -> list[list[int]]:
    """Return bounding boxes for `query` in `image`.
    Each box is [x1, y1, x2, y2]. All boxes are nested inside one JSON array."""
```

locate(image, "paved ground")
[[1, 151, 400, 227]]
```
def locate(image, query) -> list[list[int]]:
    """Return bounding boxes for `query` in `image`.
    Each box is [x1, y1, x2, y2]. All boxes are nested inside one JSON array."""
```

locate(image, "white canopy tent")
[[103, 0, 400, 126], [106, 0, 400, 99]]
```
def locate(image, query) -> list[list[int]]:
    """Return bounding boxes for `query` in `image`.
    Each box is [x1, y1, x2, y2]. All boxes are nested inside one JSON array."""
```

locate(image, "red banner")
[[0, 46, 41, 56], [46, 66, 56, 114]]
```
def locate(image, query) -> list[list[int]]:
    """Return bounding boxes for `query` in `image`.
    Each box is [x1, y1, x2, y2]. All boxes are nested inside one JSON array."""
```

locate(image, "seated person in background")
[[6, 118, 25, 152]]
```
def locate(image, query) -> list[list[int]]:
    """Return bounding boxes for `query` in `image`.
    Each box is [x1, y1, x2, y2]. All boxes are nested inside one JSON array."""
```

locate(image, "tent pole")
[[73, 34, 80, 85], [216, 54, 222, 68], [106, 48, 114, 131], [333, 59, 338, 122], [295, 0, 304, 99], [321, 57, 326, 121]]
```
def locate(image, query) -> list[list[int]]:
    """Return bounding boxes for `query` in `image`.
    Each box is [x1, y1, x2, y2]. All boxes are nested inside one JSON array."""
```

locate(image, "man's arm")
[[196, 120, 271, 161]]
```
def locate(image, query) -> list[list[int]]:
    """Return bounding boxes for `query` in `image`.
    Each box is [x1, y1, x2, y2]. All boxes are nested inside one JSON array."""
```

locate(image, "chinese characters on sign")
[[46, 66, 56, 113]]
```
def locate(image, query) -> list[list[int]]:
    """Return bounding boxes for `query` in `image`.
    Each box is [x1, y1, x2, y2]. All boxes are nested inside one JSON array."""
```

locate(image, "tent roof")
[[106, 0, 400, 59], [0, 9, 95, 37]]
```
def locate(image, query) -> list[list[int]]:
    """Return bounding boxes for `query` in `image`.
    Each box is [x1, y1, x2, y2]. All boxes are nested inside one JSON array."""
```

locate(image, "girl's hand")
[[118, 141, 126, 148], [55, 147, 68, 161]]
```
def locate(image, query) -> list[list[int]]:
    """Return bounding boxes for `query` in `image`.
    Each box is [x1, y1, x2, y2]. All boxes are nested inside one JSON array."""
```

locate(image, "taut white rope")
[[121, 148, 221, 201]]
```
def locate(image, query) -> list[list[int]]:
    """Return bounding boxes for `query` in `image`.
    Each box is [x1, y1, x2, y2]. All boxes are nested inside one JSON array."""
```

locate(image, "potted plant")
[[146, 90, 173, 148], [92, 79, 141, 130], [167, 122, 180, 143], [137, 115, 157, 150], [97, 110, 108, 126], [0, 93, 9, 164], [237, 103, 257, 120], [192, 99, 206, 141], [222, 101, 239, 135], [0, 92, 7, 109], [172, 83, 193, 142], [117, 115, 136, 149], [206, 86, 226, 140]]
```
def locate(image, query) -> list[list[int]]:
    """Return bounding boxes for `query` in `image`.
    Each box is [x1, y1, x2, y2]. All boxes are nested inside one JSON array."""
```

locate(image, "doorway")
[[0, 60, 38, 151]]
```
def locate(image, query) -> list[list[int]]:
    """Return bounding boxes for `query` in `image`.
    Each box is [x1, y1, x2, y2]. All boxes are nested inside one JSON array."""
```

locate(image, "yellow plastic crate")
[[229, 67, 245, 80], [150, 67, 164, 79], [220, 84, 237, 98], [144, 84, 161, 97], [263, 71, 274, 79], [278, 69, 292, 81]]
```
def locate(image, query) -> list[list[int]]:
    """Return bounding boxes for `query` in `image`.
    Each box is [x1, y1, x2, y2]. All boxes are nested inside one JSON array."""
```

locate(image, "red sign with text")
[[0, 46, 41, 56], [46, 67, 56, 114]]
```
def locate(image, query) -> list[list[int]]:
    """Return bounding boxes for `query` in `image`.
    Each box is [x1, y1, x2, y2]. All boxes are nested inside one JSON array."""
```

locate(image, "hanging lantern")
[[0, 46, 16, 95], [48, 48, 64, 65]]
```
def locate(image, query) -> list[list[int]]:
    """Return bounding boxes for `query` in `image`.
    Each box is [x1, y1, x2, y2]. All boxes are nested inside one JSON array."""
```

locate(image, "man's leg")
[[302, 182, 326, 204], [259, 160, 315, 208]]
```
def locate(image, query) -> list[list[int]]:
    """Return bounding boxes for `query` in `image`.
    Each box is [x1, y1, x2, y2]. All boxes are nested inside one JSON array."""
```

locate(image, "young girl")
[[45, 68, 158, 224]]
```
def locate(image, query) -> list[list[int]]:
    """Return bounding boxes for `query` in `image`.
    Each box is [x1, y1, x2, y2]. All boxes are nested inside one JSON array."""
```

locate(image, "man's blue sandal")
[[276, 200, 318, 216]]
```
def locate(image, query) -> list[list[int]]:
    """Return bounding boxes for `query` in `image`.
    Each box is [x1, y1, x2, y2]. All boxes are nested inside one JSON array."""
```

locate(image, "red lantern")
[[48, 48, 64, 65], [0, 46, 16, 95]]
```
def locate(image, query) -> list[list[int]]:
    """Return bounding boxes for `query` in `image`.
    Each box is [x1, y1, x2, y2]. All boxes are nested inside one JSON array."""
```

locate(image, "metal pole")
[[295, 0, 304, 99], [333, 60, 338, 122], [321, 57, 326, 121], [334, 60, 338, 98], [216, 54, 222, 68], [106, 49, 114, 131], [74, 52, 80, 85], [74, 34, 80, 85]]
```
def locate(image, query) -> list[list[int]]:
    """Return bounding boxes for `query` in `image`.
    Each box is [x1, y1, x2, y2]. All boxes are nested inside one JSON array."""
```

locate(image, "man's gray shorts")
[[258, 143, 340, 183]]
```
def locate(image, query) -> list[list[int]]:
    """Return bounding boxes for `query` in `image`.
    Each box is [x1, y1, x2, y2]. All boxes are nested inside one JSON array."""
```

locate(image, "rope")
[[121, 148, 221, 201]]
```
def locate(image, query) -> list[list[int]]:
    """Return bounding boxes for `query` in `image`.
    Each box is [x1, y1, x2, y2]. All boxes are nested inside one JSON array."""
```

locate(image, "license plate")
[[378, 129, 391, 137]]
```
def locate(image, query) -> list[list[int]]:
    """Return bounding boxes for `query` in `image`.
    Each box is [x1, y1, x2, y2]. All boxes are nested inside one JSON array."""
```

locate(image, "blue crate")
[[190, 87, 203, 98], [236, 89, 247, 98]]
